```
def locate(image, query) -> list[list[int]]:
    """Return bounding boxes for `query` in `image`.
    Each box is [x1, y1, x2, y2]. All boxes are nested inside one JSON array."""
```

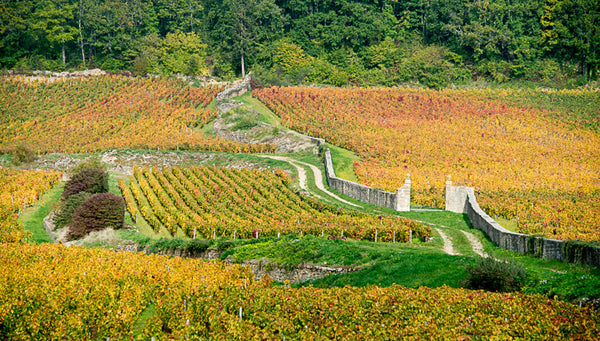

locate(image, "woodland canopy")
[[1, 0, 598, 87]]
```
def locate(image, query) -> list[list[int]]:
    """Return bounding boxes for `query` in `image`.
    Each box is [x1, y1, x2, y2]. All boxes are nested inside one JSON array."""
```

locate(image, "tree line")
[[1, 0, 598, 87]]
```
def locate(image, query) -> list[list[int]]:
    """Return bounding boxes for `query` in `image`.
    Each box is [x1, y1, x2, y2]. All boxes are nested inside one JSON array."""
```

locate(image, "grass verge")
[[326, 144, 361, 182], [20, 181, 64, 243], [234, 92, 283, 128]]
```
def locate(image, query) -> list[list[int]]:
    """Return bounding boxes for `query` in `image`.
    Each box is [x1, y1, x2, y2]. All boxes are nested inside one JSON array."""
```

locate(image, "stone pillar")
[[395, 174, 411, 211], [445, 176, 474, 214]]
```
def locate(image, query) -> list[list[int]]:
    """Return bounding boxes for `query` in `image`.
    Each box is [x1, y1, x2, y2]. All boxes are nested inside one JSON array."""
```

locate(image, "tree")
[[216, 0, 283, 77], [272, 39, 312, 73], [67, 192, 125, 240], [30, 0, 78, 65], [543, 0, 600, 79], [160, 31, 207, 75], [0, 0, 35, 67], [155, 0, 203, 35], [62, 168, 109, 201]]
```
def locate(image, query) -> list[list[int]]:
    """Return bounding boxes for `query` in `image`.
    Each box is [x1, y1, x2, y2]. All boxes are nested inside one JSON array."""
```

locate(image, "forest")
[[1, 0, 598, 87]]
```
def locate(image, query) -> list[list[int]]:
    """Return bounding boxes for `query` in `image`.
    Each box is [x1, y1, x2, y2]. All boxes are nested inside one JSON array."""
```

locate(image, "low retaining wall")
[[140, 246, 224, 259], [216, 73, 252, 102], [445, 179, 600, 268], [324, 149, 410, 211], [240, 259, 357, 283], [43, 214, 58, 243]]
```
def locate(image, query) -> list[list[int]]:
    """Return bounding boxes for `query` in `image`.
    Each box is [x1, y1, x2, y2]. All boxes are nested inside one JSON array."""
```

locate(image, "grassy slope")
[[20, 181, 64, 243], [327, 144, 361, 182], [235, 92, 284, 128], [222, 233, 600, 300]]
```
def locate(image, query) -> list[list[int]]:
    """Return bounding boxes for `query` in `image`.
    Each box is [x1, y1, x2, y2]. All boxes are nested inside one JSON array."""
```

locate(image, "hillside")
[[1, 75, 599, 338]]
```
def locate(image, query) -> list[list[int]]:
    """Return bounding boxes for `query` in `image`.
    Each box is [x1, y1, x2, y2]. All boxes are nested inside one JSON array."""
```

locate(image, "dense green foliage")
[[52, 191, 91, 230], [462, 257, 528, 293], [2, 0, 597, 86]]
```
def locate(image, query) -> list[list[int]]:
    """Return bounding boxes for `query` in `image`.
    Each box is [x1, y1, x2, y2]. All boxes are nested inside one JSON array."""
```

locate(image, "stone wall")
[[240, 259, 356, 283], [216, 73, 252, 102], [445, 180, 600, 268], [324, 149, 410, 211], [43, 214, 58, 243], [131, 246, 353, 283], [141, 246, 225, 259]]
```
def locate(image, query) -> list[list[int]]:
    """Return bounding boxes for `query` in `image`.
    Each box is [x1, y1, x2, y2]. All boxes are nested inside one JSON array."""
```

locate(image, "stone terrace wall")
[[324, 149, 410, 211], [216, 73, 252, 102], [445, 180, 600, 268]]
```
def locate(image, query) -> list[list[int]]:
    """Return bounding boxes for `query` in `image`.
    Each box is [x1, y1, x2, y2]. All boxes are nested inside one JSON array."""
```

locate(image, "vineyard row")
[[119, 166, 429, 242]]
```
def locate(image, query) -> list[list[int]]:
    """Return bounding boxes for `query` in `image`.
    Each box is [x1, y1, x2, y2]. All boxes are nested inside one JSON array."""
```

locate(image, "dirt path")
[[289, 160, 308, 190], [259, 155, 360, 207], [434, 228, 460, 256], [461, 230, 488, 257]]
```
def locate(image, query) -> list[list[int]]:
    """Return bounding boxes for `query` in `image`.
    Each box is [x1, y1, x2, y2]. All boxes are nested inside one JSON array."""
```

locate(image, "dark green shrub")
[[52, 192, 91, 230], [62, 168, 109, 201], [186, 239, 210, 253], [216, 240, 234, 251], [67, 193, 125, 241], [462, 257, 527, 292]]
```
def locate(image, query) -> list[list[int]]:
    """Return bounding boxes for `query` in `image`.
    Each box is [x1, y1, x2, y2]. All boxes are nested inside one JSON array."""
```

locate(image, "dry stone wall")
[[445, 180, 600, 268], [240, 259, 356, 283], [324, 149, 410, 211], [216, 73, 252, 102]]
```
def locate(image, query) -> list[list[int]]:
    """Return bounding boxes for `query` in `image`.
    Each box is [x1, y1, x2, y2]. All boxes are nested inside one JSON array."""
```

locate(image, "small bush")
[[216, 240, 234, 251], [70, 156, 107, 175], [62, 168, 109, 201], [12, 145, 36, 165], [186, 239, 210, 253], [67, 193, 125, 241], [52, 192, 92, 230], [231, 116, 258, 131], [462, 257, 527, 292]]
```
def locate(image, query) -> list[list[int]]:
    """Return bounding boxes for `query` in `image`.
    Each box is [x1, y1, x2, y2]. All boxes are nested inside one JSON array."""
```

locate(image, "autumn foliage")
[[61, 168, 109, 200], [1, 243, 598, 339], [253, 87, 600, 241], [0, 169, 61, 242], [67, 192, 125, 241], [119, 166, 428, 241], [0, 76, 276, 154]]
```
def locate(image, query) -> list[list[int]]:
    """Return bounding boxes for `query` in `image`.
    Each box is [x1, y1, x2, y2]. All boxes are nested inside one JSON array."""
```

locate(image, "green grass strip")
[[234, 92, 284, 128], [20, 181, 64, 243]]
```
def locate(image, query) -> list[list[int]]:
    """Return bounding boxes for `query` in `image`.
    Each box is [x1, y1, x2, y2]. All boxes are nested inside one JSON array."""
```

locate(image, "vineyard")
[[0, 76, 276, 154], [0, 168, 61, 243], [119, 165, 428, 242], [1, 243, 598, 339], [253, 87, 600, 242], [2, 75, 600, 339]]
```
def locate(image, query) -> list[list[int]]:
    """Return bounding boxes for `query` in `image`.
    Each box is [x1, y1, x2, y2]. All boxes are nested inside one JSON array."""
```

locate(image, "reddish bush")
[[62, 168, 109, 200], [67, 193, 125, 241]]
